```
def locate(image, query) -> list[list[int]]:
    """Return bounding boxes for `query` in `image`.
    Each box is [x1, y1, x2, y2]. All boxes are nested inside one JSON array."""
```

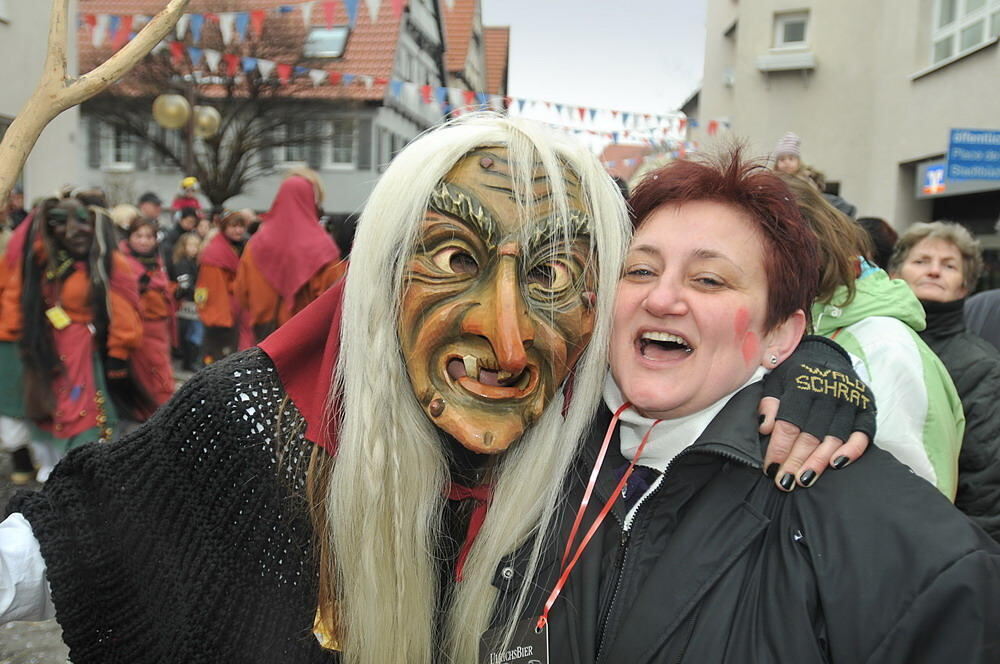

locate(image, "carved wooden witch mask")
[[399, 146, 597, 454]]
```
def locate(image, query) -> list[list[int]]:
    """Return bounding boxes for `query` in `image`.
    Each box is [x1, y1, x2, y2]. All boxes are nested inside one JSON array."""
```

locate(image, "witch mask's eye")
[[527, 260, 572, 292], [432, 247, 479, 276]]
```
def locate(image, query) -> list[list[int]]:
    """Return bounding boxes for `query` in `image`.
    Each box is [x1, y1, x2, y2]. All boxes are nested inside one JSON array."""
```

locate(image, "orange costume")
[[196, 232, 253, 363], [235, 176, 346, 341], [0, 246, 143, 441]]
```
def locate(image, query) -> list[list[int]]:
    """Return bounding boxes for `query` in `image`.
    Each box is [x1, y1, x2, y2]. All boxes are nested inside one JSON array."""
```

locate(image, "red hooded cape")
[[200, 231, 241, 273], [249, 176, 341, 302]]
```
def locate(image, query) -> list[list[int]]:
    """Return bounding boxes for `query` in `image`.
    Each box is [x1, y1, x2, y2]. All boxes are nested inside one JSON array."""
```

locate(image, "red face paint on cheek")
[[733, 307, 759, 366]]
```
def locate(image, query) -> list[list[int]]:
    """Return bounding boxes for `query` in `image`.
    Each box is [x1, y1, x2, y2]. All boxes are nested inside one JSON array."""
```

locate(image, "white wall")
[[0, 0, 80, 203]]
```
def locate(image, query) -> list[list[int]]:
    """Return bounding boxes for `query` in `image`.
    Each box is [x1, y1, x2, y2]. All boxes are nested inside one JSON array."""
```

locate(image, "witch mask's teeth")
[[463, 355, 479, 381]]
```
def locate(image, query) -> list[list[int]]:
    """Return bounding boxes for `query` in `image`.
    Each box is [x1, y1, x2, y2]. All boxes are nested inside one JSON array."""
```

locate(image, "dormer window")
[[304, 27, 350, 58]]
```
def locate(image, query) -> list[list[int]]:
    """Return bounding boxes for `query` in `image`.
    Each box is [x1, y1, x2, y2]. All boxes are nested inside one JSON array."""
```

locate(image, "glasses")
[[46, 207, 92, 227]]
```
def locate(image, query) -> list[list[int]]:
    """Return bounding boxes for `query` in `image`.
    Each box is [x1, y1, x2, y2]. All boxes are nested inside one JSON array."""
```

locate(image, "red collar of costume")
[[258, 278, 344, 451]]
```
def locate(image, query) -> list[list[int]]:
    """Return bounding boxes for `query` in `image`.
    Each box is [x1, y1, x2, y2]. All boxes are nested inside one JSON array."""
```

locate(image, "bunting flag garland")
[[277, 63, 293, 84], [364, 0, 381, 23], [218, 13, 236, 45], [257, 58, 276, 79], [205, 49, 222, 73], [322, 1, 335, 28], [251, 10, 266, 37], [175, 13, 189, 40], [310, 68, 329, 86], [189, 46, 204, 68], [343, 0, 360, 26], [391, 0, 406, 18]]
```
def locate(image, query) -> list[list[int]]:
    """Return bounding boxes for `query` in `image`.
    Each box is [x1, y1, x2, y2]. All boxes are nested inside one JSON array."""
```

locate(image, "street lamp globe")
[[194, 106, 221, 139]]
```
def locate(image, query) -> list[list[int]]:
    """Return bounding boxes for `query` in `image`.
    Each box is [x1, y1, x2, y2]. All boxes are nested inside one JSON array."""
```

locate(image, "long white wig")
[[325, 113, 630, 663]]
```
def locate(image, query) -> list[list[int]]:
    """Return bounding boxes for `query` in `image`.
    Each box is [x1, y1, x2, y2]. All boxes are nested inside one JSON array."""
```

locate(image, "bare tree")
[[0, 0, 190, 208], [84, 16, 363, 206]]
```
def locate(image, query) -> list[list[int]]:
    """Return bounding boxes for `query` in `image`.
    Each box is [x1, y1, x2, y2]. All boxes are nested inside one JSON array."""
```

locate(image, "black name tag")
[[479, 618, 549, 664]]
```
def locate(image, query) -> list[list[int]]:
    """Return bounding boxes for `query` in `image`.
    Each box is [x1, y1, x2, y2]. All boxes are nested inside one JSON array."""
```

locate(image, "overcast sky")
[[481, 0, 706, 115]]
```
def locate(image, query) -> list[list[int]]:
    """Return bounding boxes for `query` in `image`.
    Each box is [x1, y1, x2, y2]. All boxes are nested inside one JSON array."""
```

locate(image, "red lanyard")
[[537, 403, 663, 630]]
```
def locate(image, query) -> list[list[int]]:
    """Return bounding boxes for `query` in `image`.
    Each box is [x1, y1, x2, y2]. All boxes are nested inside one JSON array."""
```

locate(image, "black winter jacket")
[[488, 383, 1000, 663], [919, 298, 1000, 542]]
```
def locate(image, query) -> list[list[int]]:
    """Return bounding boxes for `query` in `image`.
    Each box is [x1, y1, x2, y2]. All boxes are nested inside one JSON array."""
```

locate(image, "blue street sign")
[[946, 128, 1000, 181]]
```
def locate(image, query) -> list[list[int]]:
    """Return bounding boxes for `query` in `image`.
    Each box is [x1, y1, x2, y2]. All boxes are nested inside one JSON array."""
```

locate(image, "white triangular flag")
[[151, 39, 168, 55], [257, 59, 276, 79], [134, 15, 150, 30], [489, 95, 503, 111], [448, 87, 464, 109], [364, 0, 381, 22], [310, 69, 327, 86], [444, 0, 455, 9], [301, 1, 315, 27], [360, 75, 374, 90], [204, 49, 222, 72], [175, 13, 190, 39], [218, 13, 236, 45], [92, 15, 110, 47]]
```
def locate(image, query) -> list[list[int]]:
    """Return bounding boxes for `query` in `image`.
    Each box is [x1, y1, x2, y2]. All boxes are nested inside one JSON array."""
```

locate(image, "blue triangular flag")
[[476, 92, 488, 107], [189, 47, 204, 67], [612, 131, 620, 143], [294, 66, 308, 75], [622, 112, 631, 125], [434, 87, 448, 105], [588, 108, 597, 122], [235, 13, 250, 40], [242, 56, 258, 72], [279, 5, 294, 13], [108, 15, 121, 35], [189, 14, 205, 43], [517, 98, 526, 113], [554, 103, 564, 114], [342, 74, 356, 85], [343, 0, 360, 26], [389, 80, 403, 97]]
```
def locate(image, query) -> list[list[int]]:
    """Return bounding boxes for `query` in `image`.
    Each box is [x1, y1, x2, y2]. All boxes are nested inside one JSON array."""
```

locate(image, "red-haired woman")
[[235, 171, 346, 342], [195, 211, 252, 364], [0, 192, 144, 480], [521, 153, 1000, 662], [119, 217, 176, 410]]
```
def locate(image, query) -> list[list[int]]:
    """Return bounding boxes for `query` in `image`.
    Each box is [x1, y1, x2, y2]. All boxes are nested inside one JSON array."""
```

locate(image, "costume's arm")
[[862, 550, 1000, 663], [759, 335, 876, 491], [107, 289, 144, 361], [0, 513, 54, 623]]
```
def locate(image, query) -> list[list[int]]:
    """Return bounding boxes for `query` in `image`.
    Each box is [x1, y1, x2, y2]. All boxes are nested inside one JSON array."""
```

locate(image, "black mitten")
[[762, 335, 876, 442]]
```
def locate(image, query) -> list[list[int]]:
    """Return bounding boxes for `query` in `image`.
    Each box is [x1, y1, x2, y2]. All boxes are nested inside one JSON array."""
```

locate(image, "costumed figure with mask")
[[0, 117, 874, 662], [0, 191, 145, 482]]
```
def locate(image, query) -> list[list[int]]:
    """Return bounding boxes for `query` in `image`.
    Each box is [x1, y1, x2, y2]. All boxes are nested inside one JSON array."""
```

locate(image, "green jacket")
[[812, 270, 965, 498]]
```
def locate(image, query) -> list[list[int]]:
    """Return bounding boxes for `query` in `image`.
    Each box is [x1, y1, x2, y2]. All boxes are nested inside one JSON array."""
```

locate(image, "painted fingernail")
[[779, 473, 796, 491], [799, 469, 817, 487], [765, 462, 780, 478], [832, 455, 851, 470]]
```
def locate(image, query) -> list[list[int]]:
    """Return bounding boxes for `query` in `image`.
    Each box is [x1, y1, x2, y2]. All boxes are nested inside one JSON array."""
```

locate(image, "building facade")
[[695, 0, 1000, 284], [0, 0, 81, 203]]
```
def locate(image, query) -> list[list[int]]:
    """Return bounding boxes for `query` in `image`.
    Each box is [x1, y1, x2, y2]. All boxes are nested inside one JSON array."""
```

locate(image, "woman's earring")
[[769, 355, 778, 365]]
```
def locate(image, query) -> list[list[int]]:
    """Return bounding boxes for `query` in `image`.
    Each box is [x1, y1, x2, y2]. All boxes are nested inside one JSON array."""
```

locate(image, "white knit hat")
[[774, 131, 801, 157]]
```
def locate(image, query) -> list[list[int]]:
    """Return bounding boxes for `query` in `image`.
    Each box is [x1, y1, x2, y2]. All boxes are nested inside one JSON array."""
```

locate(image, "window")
[[276, 123, 308, 164], [773, 11, 809, 49], [326, 118, 358, 167], [931, 0, 1000, 63], [101, 122, 135, 168], [0, 0, 10, 23], [304, 27, 349, 58]]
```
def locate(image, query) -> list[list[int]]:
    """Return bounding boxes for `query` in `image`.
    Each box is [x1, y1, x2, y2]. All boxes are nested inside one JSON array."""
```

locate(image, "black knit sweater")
[[8, 349, 338, 663]]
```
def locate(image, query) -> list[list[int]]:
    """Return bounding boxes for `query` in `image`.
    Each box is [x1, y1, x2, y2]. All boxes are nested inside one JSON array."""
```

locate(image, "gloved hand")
[[759, 335, 876, 491]]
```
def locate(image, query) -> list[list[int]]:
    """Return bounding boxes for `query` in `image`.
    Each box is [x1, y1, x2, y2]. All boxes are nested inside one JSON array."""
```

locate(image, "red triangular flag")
[[84, 14, 97, 27], [611, 109, 620, 118], [323, 1, 336, 28], [577, 107, 585, 121], [169, 41, 186, 66], [250, 10, 266, 37], [329, 71, 342, 85], [391, 0, 406, 18], [420, 84, 432, 104], [112, 15, 134, 50], [462, 89, 476, 107], [204, 13, 219, 22], [707, 120, 719, 136], [224, 53, 241, 76], [502, 96, 512, 108], [678, 118, 687, 131], [374, 76, 389, 85], [277, 63, 293, 85]]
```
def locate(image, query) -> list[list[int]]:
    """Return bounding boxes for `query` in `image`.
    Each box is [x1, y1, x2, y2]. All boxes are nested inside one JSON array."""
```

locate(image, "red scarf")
[[249, 176, 340, 302], [199, 231, 240, 273]]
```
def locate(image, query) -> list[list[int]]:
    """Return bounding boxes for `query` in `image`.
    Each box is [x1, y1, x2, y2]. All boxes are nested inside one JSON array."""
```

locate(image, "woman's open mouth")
[[638, 331, 694, 361], [445, 355, 537, 399]]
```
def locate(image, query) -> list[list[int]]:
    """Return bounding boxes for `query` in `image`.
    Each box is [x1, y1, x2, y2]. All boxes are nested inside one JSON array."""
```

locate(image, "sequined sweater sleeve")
[[5, 348, 337, 664]]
